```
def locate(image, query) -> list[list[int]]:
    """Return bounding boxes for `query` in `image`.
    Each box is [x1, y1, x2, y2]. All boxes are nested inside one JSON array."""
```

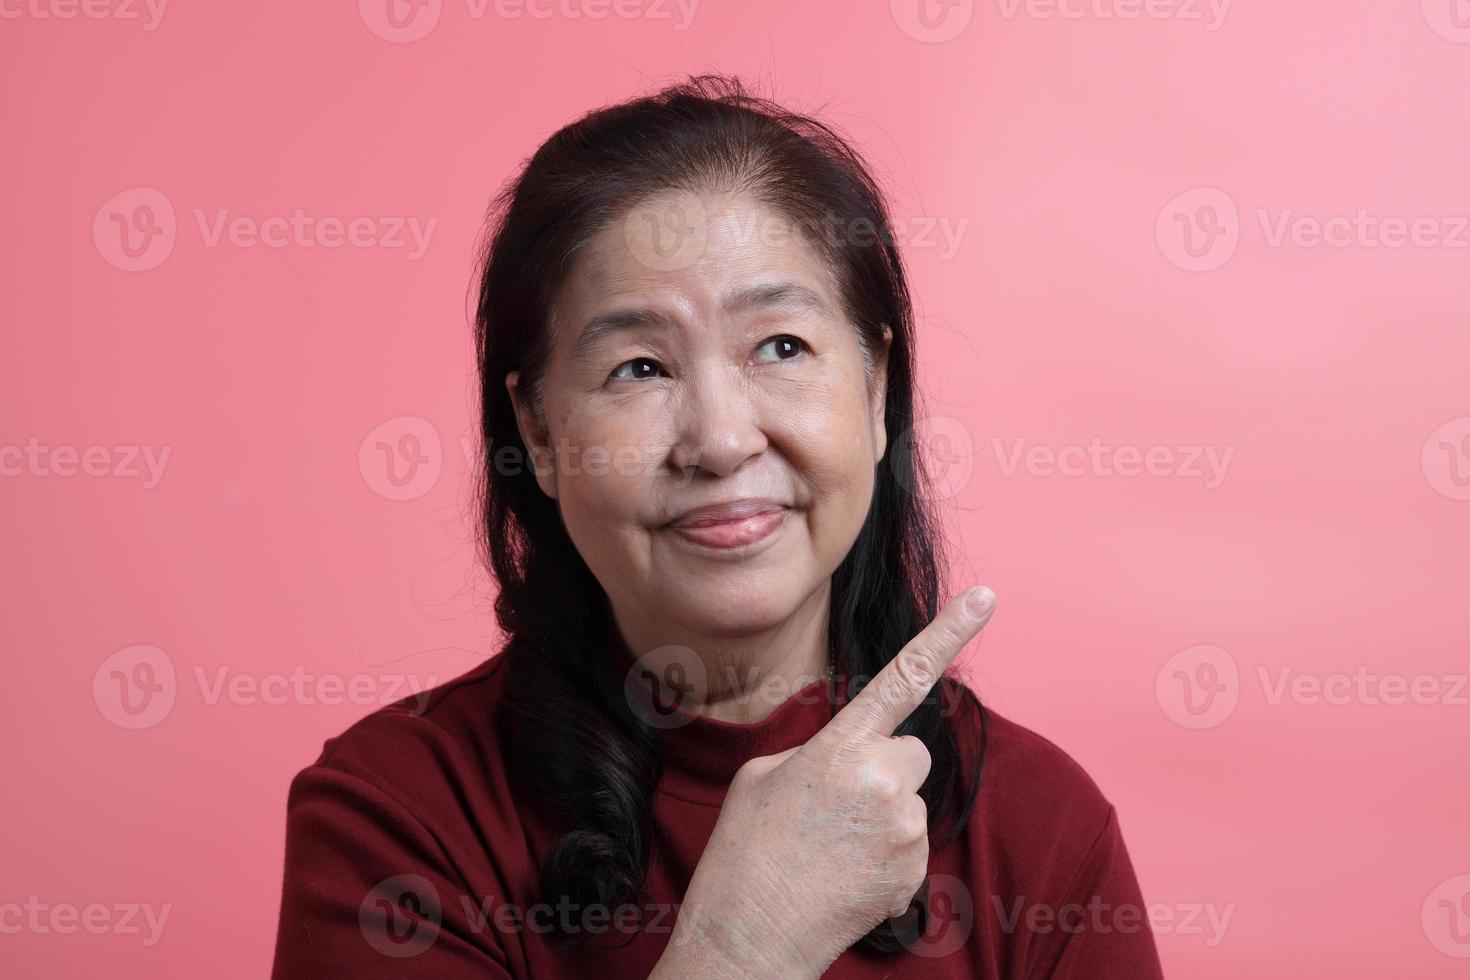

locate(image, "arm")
[[1026, 807, 1166, 980], [270, 763, 514, 979]]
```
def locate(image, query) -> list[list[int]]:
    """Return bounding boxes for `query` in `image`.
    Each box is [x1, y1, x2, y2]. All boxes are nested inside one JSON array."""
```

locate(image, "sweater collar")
[[653, 677, 842, 805], [608, 631, 847, 806]]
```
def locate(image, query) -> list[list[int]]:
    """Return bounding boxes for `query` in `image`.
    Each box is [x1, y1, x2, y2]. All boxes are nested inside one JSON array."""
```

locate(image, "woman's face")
[[507, 189, 890, 641]]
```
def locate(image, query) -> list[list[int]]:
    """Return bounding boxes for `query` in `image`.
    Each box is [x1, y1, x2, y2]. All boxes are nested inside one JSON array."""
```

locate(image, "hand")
[[663, 586, 998, 979]]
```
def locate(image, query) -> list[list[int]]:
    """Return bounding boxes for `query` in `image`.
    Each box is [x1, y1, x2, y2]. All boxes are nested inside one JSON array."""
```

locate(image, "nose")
[[668, 365, 768, 478]]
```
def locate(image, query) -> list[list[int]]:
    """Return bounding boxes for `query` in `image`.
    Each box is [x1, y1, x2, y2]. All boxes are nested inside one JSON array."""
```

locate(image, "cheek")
[[772, 375, 878, 514], [548, 403, 664, 522]]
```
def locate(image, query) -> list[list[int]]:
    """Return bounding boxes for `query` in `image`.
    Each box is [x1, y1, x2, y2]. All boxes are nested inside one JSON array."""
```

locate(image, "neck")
[[612, 580, 832, 724]]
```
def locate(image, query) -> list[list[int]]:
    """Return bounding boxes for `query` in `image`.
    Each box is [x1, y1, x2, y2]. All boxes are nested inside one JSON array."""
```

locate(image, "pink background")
[[4, 0, 1469, 976]]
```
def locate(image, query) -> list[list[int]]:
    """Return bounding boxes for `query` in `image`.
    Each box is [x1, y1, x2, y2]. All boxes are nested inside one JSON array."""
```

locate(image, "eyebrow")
[[724, 281, 833, 319], [570, 281, 834, 362]]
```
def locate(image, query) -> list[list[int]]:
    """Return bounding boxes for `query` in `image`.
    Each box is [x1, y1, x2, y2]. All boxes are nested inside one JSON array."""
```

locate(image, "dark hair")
[[471, 74, 987, 955]]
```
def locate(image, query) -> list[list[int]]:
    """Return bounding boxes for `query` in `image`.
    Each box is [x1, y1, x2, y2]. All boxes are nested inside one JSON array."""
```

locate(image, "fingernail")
[[965, 587, 995, 618]]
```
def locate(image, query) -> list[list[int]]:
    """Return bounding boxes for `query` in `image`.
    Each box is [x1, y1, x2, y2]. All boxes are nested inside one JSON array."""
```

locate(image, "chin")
[[658, 573, 816, 639]]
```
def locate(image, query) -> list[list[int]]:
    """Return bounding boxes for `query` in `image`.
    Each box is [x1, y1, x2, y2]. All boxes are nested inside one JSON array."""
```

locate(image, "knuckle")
[[933, 618, 968, 654], [905, 872, 928, 907], [858, 767, 903, 803], [889, 872, 924, 917], [887, 802, 929, 847], [892, 646, 940, 691], [894, 733, 931, 765], [903, 806, 930, 842]]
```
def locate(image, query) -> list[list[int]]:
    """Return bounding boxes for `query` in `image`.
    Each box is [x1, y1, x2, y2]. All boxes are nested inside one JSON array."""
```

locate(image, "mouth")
[[664, 498, 792, 552]]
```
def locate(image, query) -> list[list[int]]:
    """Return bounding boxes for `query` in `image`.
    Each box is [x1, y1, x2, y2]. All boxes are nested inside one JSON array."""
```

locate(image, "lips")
[[665, 498, 791, 551], [667, 498, 789, 527]]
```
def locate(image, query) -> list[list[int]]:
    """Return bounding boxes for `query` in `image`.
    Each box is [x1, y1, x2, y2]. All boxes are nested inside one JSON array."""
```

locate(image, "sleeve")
[[269, 762, 515, 979], [1025, 806, 1166, 980]]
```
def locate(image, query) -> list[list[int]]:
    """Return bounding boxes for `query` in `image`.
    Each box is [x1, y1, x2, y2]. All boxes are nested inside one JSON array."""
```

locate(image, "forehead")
[[552, 189, 843, 331]]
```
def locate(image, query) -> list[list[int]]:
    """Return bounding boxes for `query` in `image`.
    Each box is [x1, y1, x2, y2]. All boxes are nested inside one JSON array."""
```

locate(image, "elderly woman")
[[270, 76, 1164, 979]]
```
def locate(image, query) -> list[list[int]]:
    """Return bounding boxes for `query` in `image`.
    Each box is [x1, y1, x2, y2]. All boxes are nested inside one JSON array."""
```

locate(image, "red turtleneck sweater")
[[270, 652, 1164, 978]]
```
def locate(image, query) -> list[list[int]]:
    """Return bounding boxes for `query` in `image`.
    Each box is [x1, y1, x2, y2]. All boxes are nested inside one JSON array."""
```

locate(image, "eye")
[[753, 335, 809, 364], [609, 357, 667, 382]]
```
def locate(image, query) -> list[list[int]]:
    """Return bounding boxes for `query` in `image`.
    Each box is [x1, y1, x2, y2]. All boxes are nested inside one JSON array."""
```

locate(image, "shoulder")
[[272, 655, 526, 976], [939, 683, 1164, 975], [287, 653, 514, 810], [942, 679, 1118, 865]]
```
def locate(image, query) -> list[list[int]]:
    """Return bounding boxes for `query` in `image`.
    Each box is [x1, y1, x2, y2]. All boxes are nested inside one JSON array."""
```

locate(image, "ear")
[[504, 370, 558, 500], [870, 324, 892, 464]]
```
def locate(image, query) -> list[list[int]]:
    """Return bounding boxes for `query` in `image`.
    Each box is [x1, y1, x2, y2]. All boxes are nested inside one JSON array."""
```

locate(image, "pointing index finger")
[[827, 587, 996, 740]]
